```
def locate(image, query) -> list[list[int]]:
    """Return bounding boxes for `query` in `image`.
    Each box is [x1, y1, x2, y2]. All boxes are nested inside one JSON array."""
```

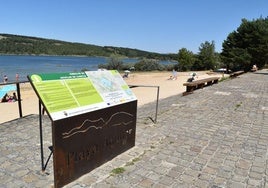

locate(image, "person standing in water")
[[15, 73, 19, 81], [3, 75, 8, 83]]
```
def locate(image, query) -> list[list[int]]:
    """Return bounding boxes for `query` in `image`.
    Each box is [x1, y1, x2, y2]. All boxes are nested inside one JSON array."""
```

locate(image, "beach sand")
[[0, 71, 222, 124]]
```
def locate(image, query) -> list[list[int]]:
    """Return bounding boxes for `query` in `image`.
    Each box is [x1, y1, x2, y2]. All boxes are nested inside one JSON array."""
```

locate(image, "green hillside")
[[0, 33, 176, 60]]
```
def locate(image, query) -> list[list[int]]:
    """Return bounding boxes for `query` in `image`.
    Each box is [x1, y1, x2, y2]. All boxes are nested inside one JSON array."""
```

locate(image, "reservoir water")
[[0, 55, 176, 82], [0, 55, 109, 82]]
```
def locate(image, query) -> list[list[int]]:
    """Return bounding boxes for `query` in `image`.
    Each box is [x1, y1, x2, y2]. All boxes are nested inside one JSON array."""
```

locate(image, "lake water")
[[0, 55, 176, 82]]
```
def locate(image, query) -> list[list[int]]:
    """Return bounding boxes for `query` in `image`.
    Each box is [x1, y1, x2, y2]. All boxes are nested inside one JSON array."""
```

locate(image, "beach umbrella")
[[0, 85, 16, 98]]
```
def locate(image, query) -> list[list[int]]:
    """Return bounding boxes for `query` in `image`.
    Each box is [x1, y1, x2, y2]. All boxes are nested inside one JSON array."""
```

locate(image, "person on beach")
[[168, 69, 178, 80], [251, 64, 258, 72], [15, 73, 19, 81], [12, 92, 17, 101], [123, 72, 129, 78], [187, 72, 197, 82], [168, 75, 173, 80], [1, 93, 9, 102], [3, 75, 8, 83], [172, 69, 178, 80], [1, 93, 17, 103]]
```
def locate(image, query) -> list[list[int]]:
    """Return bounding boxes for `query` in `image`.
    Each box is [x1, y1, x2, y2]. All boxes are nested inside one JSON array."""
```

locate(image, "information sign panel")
[[28, 70, 137, 187], [29, 70, 136, 120]]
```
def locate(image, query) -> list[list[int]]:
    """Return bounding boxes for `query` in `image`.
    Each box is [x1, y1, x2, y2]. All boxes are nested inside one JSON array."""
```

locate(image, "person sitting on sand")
[[187, 72, 198, 82], [168, 75, 173, 80], [8, 95, 13, 102], [1, 93, 9, 102], [251, 64, 258, 72], [12, 92, 17, 101], [123, 70, 130, 78], [1, 93, 18, 103], [123, 72, 129, 78]]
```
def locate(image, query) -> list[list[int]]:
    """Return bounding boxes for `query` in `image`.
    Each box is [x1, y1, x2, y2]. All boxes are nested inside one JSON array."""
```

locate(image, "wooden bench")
[[229, 71, 244, 78], [183, 77, 220, 96]]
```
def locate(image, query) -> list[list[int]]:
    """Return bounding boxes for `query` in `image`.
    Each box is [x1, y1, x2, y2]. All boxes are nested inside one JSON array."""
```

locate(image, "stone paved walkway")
[[0, 70, 267, 188]]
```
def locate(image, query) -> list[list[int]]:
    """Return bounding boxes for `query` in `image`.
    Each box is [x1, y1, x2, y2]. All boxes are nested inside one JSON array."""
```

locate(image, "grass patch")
[[219, 76, 230, 82], [132, 157, 141, 163], [126, 157, 141, 166], [235, 102, 242, 110], [125, 161, 135, 166], [110, 167, 126, 176]]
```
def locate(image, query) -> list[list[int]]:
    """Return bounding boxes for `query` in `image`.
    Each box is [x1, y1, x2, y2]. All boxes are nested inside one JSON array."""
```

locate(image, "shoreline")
[[0, 71, 223, 124]]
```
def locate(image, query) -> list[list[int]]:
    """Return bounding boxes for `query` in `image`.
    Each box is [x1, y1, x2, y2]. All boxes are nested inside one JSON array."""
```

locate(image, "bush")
[[134, 59, 164, 71], [98, 56, 124, 70]]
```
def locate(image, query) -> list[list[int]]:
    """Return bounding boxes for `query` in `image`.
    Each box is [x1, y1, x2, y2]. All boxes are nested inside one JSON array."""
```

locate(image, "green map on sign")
[[86, 70, 128, 93]]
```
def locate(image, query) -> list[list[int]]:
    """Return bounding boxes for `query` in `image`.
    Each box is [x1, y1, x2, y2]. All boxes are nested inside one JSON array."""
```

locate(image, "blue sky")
[[0, 0, 267, 54]]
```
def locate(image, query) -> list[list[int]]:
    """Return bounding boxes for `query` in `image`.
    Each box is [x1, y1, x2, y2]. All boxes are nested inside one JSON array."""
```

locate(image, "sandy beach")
[[0, 71, 223, 124]]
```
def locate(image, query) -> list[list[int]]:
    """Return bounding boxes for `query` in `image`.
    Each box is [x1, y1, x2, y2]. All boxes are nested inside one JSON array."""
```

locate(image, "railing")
[[0, 81, 29, 119], [1, 82, 160, 124], [128, 85, 160, 123]]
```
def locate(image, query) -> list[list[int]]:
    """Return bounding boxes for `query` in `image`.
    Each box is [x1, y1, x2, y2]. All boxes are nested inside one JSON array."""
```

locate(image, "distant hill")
[[0, 33, 177, 60]]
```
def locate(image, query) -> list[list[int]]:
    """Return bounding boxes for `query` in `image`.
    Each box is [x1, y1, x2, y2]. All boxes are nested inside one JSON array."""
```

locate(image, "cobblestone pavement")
[[0, 70, 267, 188]]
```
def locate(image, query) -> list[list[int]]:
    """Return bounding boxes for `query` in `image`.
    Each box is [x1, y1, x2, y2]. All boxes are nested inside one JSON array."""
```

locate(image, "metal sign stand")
[[29, 71, 138, 187], [38, 100, 53, 172]]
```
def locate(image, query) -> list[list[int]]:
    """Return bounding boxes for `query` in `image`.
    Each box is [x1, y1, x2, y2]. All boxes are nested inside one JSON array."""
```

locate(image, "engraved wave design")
[[62, 111, 134, 139]]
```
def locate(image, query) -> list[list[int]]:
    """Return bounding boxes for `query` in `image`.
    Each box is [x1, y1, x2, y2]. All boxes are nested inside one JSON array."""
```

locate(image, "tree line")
[[221, 17, 268, 72], [0, 33, 174, 60], [177, 17, 268, 72]]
